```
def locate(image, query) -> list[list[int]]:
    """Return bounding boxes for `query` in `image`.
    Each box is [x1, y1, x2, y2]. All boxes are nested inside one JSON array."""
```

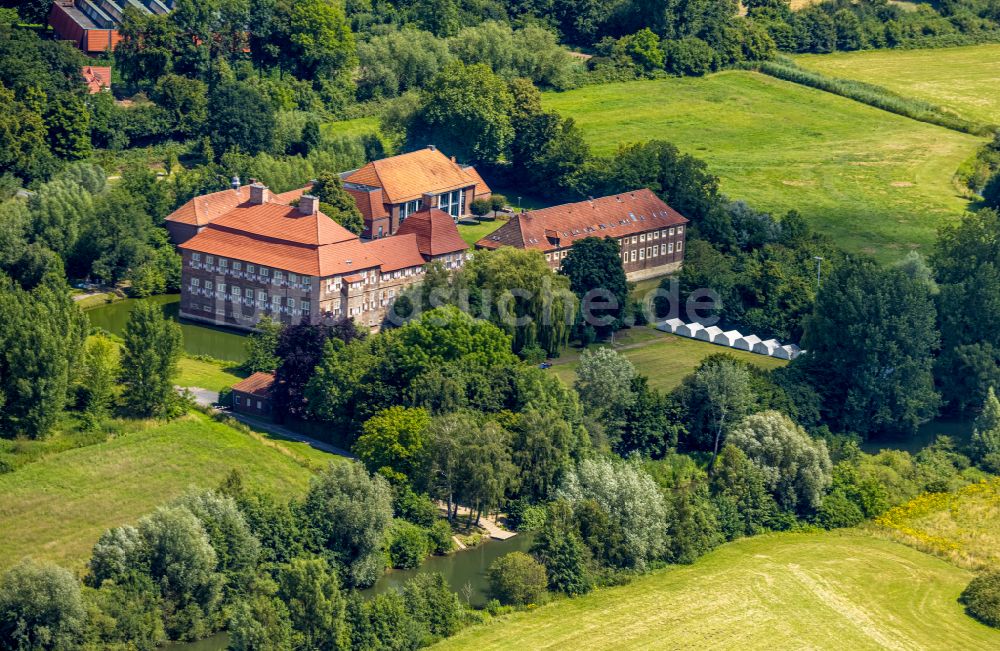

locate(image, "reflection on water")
[[85, 295, 248, 362], [363, 533, 536, 607]]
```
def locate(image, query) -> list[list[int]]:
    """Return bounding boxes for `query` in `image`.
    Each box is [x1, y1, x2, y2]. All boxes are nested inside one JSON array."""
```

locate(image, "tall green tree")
[[206, 82, 276, 157], [353, 406, 432, 483], [728, 410, 833, 513], [800, 259, 939, 438], [560, 237, 630, 334], [80, 335, 120, 423], [300, 462, 394, 588], [243, 315, 282, 374], [275, 556, 350, 650], [287, 0, 357, 81], [459, 248, 576, 355], [0, 560, 86, 650], [404, 62, 515, 164], [312, 171, 364, 235], [120, 300, 183, 418], [0, 271, 86, 439]]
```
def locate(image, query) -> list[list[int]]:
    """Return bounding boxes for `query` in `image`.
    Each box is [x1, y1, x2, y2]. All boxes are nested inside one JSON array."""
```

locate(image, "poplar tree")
[[120, 300, 182, 418]]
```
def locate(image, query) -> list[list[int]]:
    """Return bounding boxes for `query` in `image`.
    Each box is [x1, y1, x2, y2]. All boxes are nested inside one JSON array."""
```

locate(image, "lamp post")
[[517, 196, 522, 212], [813, 256, 824, 290]]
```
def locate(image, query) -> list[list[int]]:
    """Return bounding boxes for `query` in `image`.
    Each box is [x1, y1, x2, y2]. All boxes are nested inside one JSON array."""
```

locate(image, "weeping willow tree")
[[460, 247, 576, 356]]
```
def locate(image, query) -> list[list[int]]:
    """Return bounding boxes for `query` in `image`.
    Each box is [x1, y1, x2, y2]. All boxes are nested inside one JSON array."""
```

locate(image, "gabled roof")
[[82, 65, 111, 93], [344, 186, 389, 221], [210, 204, 356, 246], [395, 207, 468, 257], [232, 372, 274, 398], [344, 148, 490, 204], [166, 185, 311, 227], [364, 233, 427, 272], [476, 189, 688, 253]]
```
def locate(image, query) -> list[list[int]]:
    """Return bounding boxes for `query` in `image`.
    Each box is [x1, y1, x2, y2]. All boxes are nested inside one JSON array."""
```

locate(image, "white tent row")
[[655, 319, 804, 360]]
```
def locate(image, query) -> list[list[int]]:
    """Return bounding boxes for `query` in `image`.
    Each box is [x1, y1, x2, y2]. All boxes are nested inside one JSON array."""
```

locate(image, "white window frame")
[[438, 189, 464, 219]]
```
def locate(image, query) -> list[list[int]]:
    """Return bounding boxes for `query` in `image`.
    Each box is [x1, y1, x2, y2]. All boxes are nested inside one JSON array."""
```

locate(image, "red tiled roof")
[[345, 186, 389, 221], [210, 204, 356, 246], [177, 183, 446, 279], [180, 227, 382, 277], [82, 66, 111, 94], [476, 190, 688, 252], [396, 208, 468, 257], [232, 372, 274, 397], [461, 165, 491, 198], [343, 274, 363, 283], [364, 233, 426, 272], [166, 185, 311, 227], [344, 148, 490, 204]]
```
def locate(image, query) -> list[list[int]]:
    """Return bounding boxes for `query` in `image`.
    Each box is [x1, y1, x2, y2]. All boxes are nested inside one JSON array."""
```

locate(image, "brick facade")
[[476, 190, 689, 282]]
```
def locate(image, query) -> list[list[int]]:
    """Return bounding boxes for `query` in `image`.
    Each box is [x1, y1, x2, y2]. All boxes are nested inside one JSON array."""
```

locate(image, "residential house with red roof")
[[175, 182, 468, 331], [342, 146, 491, 239], [476, 189, 689, 281]]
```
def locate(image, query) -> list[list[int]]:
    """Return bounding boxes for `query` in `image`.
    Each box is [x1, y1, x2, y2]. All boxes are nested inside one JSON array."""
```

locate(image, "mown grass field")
[[873, 477, 1000, 570], [550, 327, 786, 392], [796, 44, 1000, 126], [0, 411, 336, 571], [457, 219, 505, 247], [544, 71, 983, 262], [176, 356, 246, 393], [435, 531, 1000, 650]]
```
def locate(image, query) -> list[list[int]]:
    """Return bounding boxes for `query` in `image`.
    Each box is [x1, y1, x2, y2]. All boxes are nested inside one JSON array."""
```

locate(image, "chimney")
[[231, 175, 240, 191], [427, 144, 436, 152], [249, 183, 269, 205], [450, 156, 456, 163], [299, 194, 319, 216]]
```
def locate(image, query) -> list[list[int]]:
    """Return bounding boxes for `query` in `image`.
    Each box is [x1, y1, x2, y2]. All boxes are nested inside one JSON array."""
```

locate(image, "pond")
[[85, 295, 249, 362], [363, 532, 536, 607], [171, 534, 534, 650]]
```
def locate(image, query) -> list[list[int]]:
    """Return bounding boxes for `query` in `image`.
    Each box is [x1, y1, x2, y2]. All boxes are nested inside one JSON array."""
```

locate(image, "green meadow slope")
[[796, 44, 1000, 126], [435, 531, 1000, 650], [0, 411, 336, 571], [544, 71, 983, 262]]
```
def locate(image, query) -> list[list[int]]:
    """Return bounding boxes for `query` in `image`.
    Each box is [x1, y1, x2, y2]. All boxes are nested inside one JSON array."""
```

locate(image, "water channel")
[[84, 294, 249, 362]]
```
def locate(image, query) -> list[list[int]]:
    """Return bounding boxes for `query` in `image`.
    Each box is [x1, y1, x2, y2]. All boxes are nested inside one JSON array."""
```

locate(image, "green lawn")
[[177, 356, 247, 393], [0, 411, 337, 571], [550, 327, 786, 392], [544, 70, 984, 262], [435, 531, 1000, 650], [457, 219, 505, 247], [323, 116, 382, 140], [796, 44, 1000, 127]]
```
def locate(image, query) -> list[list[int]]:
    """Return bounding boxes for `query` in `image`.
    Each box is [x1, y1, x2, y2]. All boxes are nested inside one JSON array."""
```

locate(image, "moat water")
[[85, 294, 249, 362]]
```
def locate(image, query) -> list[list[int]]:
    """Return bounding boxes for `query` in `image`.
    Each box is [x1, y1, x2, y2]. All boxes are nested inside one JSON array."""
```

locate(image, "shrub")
[[960, 571, 1000, 628], [814, 490, 865, 529], [489, 194, 507, 213], [427, 520, 455, 555], [470, 198, 492, 217], [388, 521, 429, 569], [487, 552, 548, 606], [664, 37, 716, 76]]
